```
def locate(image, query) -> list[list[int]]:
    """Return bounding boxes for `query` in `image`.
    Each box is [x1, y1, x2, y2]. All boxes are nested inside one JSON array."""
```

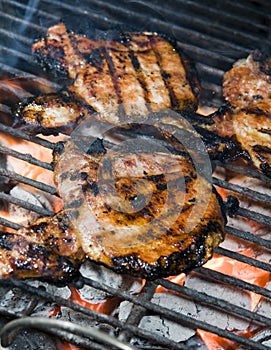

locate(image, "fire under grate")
[[0, 1, 271, 349]]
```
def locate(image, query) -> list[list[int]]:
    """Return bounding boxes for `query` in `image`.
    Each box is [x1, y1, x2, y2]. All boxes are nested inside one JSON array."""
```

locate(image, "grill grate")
[[1, 1, 271, 349]]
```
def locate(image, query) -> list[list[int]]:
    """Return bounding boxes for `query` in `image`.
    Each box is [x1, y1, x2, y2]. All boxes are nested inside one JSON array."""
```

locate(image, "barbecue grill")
[[0, 1, 271, 349]]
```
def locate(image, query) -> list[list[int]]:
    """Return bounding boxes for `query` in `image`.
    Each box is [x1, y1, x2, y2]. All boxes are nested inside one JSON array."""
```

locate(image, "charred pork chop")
[[0, 120, 225, 282], [14, 23, 200, 134]]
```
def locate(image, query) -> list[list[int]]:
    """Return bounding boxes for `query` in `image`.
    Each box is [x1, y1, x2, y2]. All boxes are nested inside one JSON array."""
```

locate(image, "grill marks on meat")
[[0, 124, 225, 282], [14, 23, 199, 132], [0, 211, 84, 284], [185, 51, 271, 177], [52, 125, 225, 279], [217, 51, 271, 176]]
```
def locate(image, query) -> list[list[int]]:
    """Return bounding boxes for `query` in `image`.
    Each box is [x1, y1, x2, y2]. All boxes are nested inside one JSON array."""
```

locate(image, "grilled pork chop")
[[0, 121, 225, 282], [182, 51, 271, 177], [223, 51, 271, 113], [0, 211, 83, 284], [14, 22, 200, 134], [186, 105, 271, 178]]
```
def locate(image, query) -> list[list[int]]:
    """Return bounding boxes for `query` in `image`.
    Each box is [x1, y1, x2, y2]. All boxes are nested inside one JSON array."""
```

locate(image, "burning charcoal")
[[253, 281, 271, 319], [185, 274, 250, 331], [119, 293, 197, 342], [79, 261, 142, 303]]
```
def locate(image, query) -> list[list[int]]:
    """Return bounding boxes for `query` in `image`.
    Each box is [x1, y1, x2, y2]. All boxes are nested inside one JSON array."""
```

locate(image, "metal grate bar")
[[0, 12, 45, 33], [0, 123, 56, 149], [0, 279, 190, 350], [0, 217, 23, 230], [3, 277, 267, 350], [0, 45, 36, 65], [226, 225, 271, 250], [0, 144, 53, 171], [156, 277, 271, 328], [3, 0, 59, 21], [0, 28, 33, 45], [0, 192, 54, 216], [213, 176, 271, 205], [216, 247, 271, 272], [237, 207, 271, 227], [0, 168, 57, 196], [197, 266, 271, 300], [214, 161, 271, 183], [83, 277, 271, 350], [0, 63, 61, 90], [82, 0, 271, 46]]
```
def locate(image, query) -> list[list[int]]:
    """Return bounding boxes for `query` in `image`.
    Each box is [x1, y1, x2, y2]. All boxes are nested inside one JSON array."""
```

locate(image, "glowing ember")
[[197, 327, 255, 350], [155, 273, 185, 293], [69, 287, 121, 315], [56, 339, 83, 350], [204, 250, 270, 311], [196, 249, 270, 350]]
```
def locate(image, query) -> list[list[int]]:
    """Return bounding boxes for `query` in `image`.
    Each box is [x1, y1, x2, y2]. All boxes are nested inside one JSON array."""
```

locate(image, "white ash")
[[253, 281, 271, 319], [79, 260, 142, 303], [119, 293, 197, 342], [119, 272, 252, 344], [8, 185, 54, 225], [184, 273, 251, 331]]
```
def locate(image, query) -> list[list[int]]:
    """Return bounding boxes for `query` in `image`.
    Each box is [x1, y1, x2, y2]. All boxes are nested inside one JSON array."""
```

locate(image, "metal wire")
[[0, 317, 137, 350]]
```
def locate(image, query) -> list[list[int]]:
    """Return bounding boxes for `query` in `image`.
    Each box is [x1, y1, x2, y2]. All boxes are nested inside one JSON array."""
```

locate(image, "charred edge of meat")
[[110, 220, 224, 279], [86, 138, 107, 155], [107, 122, 192, 159], [212, 186, 227, 224], [12, 91, 95, 136], [181, 110, 216, 127], [33, 41, 69, 78], [193, 125, 244, 162], [224, 195, 240, 217], [0, 232, 80, 286], [259, 162, 271, 178], [175, 48, 201, 110]]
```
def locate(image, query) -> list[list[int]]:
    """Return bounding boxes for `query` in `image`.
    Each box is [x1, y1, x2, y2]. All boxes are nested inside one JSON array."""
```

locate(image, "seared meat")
[[0, 210, 84, 284], [186, 105, 271, 177], [13, 91, 94, 135], [223, 51, 271, 113], [212, 107, 271, 177], [14, 22, 199, 133], [53, 129, 225, 279], [0, 120, 225, 282], [182, 51, 271, 177]]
